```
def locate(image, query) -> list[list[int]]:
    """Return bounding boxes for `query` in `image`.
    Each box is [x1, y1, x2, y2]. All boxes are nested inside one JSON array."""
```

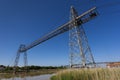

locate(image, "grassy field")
[[51, 68, 120, 80]]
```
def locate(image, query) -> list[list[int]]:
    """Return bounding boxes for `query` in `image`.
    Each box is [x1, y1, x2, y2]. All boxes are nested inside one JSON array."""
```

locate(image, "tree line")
[[0, 65, 66, 73]]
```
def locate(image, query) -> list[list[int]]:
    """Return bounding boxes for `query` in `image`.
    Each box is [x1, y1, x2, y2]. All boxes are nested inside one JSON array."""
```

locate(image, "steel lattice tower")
[[14, 44, 28, 73], [69, 6, 95, 68]]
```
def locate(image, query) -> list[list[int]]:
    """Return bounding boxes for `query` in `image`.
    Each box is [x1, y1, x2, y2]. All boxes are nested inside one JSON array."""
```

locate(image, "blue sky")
[[0, 0, 120, 66]]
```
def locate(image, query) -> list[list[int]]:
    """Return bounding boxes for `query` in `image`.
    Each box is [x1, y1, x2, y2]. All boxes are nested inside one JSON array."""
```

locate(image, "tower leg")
[[24, 51, 28, 72], [14, 51, 20, 73]]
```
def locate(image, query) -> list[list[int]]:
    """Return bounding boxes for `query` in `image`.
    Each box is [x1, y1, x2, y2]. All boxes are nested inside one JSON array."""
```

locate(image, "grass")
[[51, 68, 120, 80]]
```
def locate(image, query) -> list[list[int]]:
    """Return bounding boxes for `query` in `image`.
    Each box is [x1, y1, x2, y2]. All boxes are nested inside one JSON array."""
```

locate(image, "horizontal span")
[[19, 7, 97, 52]]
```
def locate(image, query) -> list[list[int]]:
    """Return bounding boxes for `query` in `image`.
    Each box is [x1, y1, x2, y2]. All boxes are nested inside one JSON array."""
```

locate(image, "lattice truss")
[[69, 6, 95, 68]]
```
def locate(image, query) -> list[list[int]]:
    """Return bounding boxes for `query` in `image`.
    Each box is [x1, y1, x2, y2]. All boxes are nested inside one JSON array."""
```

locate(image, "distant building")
[[106, 62, 120, 68]]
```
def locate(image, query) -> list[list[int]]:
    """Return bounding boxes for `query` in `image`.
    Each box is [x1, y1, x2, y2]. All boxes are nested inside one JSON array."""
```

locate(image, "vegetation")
[[0, 65, 65, 72], [0, 65, 66, 78], [51, 68, 120, 80]]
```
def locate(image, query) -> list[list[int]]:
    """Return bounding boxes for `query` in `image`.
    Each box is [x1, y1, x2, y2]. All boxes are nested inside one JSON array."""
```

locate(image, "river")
[[1, 74, 52, 80]]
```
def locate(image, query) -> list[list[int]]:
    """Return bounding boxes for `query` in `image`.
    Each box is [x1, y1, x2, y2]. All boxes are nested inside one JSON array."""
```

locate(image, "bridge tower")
[[14, 44, 28, 73], [69, 6, 95, 68]]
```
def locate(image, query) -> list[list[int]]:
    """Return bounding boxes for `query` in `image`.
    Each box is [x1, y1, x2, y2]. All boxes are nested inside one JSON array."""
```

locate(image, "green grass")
[[51, 68, 120, 80]]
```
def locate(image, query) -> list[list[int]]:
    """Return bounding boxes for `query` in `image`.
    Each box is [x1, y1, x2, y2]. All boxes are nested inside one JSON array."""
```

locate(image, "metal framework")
[[14, 6, 98, 70], [69, 6, 96, 68]]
